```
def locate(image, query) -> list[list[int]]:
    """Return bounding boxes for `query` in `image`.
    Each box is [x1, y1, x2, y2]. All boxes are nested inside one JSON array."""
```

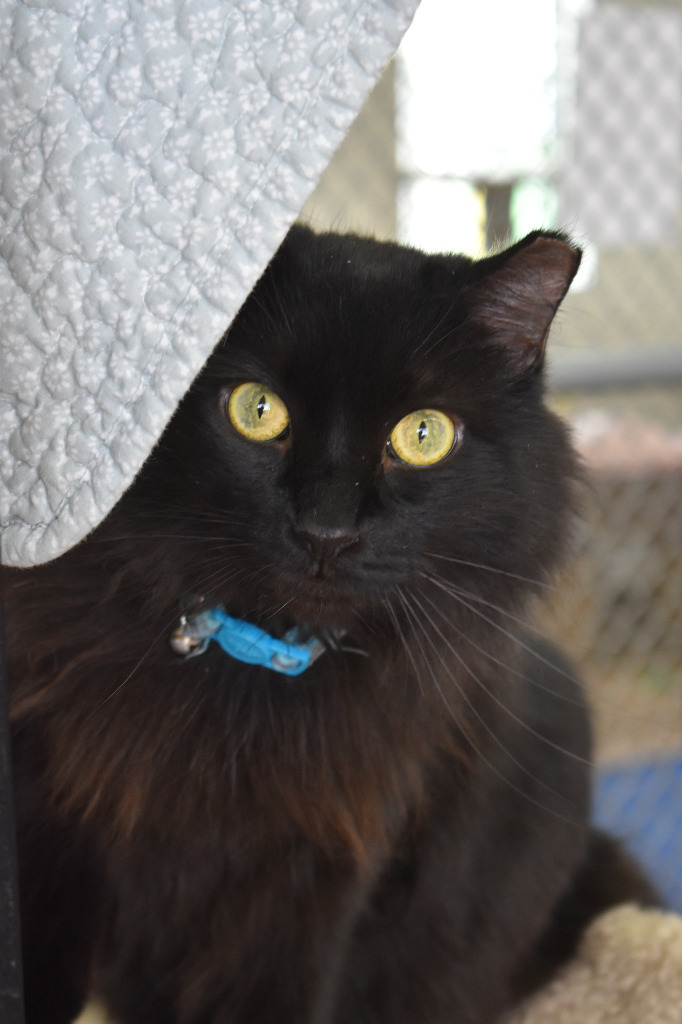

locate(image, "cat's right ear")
[[467, 232, 582, 377]]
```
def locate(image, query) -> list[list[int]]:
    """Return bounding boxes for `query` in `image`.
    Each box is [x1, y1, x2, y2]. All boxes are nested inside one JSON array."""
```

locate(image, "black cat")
[[3, 227, 654, 1024]]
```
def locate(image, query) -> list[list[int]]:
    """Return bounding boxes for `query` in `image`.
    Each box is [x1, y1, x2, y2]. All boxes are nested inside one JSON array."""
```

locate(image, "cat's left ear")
[[469, 231, 581, 376]]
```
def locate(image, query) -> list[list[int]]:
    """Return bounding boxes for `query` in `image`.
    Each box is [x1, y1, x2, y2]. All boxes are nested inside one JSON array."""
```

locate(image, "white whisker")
[[415, 586, 591, 767], [426, 552, 554, 590], [386, 590, 425, 697], [417, 570, 584, 700], [397, 587, 584, 825]]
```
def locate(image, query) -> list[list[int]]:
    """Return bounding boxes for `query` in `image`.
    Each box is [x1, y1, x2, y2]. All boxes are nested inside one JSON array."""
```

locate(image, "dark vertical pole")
[[0, 582, 25, 1023]]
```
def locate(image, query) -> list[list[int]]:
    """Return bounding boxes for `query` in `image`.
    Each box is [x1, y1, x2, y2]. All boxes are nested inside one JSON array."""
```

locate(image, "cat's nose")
[[294, 519, 360, 568]]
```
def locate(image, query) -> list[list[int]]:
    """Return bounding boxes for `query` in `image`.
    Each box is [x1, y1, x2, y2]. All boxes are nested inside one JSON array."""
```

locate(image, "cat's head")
[[122, 227, 581, 636]]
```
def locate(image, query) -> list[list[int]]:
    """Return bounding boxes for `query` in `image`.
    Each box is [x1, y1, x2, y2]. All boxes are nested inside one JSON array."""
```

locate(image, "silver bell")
[[170, 616, 208, 657], [170, 630, 200, 656]]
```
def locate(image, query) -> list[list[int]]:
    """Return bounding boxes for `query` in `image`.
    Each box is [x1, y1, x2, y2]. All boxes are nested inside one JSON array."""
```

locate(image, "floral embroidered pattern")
[[0, 0, 417, 566]]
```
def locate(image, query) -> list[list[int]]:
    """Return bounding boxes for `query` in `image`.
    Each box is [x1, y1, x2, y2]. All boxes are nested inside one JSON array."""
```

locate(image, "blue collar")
[[170, 607, 326, 676]]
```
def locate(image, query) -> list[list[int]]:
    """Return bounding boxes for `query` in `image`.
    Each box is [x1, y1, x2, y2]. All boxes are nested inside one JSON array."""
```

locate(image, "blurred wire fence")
[[301, 0, 682, 909]]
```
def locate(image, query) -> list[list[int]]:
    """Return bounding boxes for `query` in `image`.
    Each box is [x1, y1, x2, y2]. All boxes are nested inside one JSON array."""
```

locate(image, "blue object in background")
[[594, 752, 682, 913]]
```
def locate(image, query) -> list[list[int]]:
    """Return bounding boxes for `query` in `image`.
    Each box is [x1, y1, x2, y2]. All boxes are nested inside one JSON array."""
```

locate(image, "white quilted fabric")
[[0, 0, 418, 566]]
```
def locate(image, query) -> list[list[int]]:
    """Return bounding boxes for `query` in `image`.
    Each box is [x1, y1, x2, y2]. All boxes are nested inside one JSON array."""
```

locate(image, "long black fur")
[[3, 227, 656, 1024]]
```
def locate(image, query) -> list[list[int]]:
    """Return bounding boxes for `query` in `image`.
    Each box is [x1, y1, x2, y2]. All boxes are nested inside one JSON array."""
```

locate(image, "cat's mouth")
[[276, 579, 360, 628], [255, 568, 385, 634]]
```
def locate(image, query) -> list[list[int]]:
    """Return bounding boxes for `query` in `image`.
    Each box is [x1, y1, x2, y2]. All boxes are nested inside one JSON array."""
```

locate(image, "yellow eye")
[[389, 409, 457, 467], [227, 383, 290, 442]]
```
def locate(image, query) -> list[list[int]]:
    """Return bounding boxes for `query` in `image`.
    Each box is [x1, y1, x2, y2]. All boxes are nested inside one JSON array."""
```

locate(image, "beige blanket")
[[509, 904, 682, 1024]]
